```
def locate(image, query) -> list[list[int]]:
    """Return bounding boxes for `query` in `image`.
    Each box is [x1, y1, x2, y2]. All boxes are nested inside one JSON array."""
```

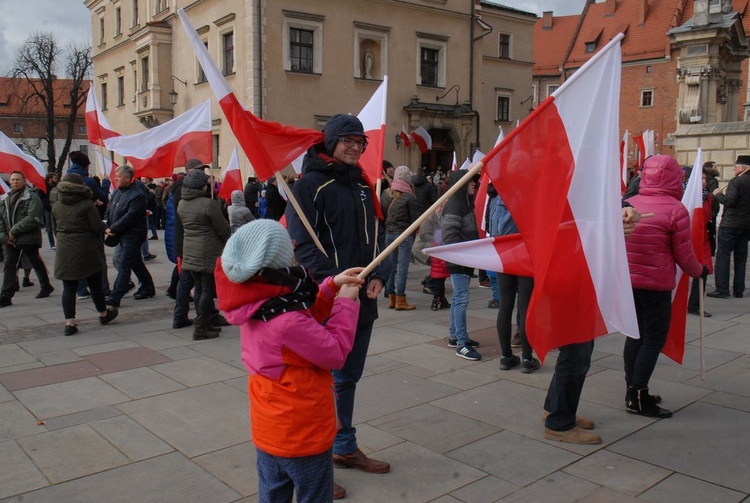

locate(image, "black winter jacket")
[[105, 182, 147, 241], [715, 172, 750, 230], [441, 169, 478, 275], [411, 173, 437, 215]]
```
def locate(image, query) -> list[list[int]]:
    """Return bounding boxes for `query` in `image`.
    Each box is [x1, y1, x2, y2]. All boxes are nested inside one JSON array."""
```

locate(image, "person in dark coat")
[[244, 177, 261, 218], [52, 174, 117, 335], [411, 168, 437, 216], [41, 172, 58, 249], [264, 178, 287, 221]]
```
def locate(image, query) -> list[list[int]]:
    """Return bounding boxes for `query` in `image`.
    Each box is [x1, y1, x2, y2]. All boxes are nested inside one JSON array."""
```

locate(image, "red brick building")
[[532, 0, 750, 168]]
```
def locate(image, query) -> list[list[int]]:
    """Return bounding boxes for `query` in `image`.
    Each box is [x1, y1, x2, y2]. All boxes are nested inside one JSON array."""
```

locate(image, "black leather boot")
[[626, 386, 672, 418]]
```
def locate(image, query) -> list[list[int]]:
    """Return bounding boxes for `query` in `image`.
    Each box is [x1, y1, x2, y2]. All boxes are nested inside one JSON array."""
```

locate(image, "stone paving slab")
[[14, 376, 130, 419], [82, 346, 172, 373], [562, 449, 672, 495], [638, 473, 747, 503], [0, 441, 48, 500], [99, 366, 186, 399], [0, 401, 48, 442], [0, 361, 103, 391]]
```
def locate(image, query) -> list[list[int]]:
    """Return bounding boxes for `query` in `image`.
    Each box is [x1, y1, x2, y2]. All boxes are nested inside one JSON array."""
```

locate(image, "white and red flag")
[[427, 33, 637, 361], [0, 132, 47, 192], [633, 132, 645, 174], [357, 76, 388, 183], [104, 100, 212, 179], [474, 127, 504, 238], [85, 86, 119, 146], [644, 129, 655, 158], [451, 151, 458, 171], [0, 176, 10, 194], [218, 147, 243, 204], [426, 234, 532, 277], [93, 149, 118, 193], [411, 126, 432, 154], [662, 149, 704, 364], [179, 9, 323, 181], [620, 129, 629, 194], [399, 124, 412, 147]]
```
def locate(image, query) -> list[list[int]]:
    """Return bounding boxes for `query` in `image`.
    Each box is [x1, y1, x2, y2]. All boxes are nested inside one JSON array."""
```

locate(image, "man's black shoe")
[[210, 314, 230, 327], [143, 254, 157, 261], [422, 286, 434, 295], [105, 297, 121, 307], [688, 309, 712, 318], [0, 297, 11, 307], [133, 290, 156, 300], [35, 285, 54, 299], [707, 291, 730, 299], [734, 292, 744, 299], [172, 318, 194, 329]]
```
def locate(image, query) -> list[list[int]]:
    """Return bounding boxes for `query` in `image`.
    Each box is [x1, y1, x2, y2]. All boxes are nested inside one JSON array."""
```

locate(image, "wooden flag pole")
[[359, 160, 484, 279], [699, 275, 706, 380], [275, 172, 328, 258]]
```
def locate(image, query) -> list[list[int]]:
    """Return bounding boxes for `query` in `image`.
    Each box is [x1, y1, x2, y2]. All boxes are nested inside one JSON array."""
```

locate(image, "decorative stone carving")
[[364, 48, 373, 79]]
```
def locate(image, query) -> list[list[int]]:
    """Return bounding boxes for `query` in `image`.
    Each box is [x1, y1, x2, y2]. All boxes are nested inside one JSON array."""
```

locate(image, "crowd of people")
[[1, 120, 749, 501]]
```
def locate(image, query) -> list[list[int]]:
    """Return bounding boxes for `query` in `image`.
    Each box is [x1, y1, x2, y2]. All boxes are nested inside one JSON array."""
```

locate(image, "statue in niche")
[[364, 48, 374, 79]]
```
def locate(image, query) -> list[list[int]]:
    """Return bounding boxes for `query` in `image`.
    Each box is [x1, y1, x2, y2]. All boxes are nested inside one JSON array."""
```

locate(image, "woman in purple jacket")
[[624, 155, 705, 419]]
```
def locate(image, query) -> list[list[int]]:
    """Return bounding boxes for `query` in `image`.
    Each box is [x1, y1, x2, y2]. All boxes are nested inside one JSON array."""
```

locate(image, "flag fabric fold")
[[425, 235, 532, 277], [620, 129, 629, 194], [399, 124, 412, 147], [103, 100, 212, 179], [412, 126, 432, 154], [357, 77, 388, 183], [218, 147, 243, 203], [0, 132, 47, 192], [178, 9, 323, 181], [662, 149, 704, 363], [93, 149, 118, 193], [474, 128, 504, 237], [85, 87, 119, 146]]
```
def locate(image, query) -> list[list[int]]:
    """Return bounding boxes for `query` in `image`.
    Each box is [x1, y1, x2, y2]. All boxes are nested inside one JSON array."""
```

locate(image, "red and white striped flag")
[[0, 132, 47, 192], [662, 148, 704, 363], [620, 129, 629, 194], [85, 86, 119, 146], [399, 124, 412, 147], [357, 76, 388, 183], [429, 34, 637, 361], [218, 147, 243, 204], [411, 126, 432, 154], [93, 149, 118, 193], [451, 151, 458, 171], [474, 127, 504, 237], [103, 100, 212, 179], [178, 9, 323, 181], [426, 234, 532, 277]]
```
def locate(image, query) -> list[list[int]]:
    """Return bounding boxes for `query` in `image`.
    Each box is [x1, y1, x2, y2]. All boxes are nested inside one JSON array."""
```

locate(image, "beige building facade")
[[84, 0, 536, 178]]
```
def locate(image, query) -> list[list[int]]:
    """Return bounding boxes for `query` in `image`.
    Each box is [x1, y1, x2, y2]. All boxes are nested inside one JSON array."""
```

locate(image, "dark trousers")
[[255, 448, 333, 503], [190, 271, 216, 321], [624, 289, 672, 390], [544, 341, 594, 432], [173, 267, 194, 322], [44, 210, 55, 247], [333, 320, 374, 455], [1, 244, 50, 299], [431, 277, 446, 298], [62, 272, 106, 319], [496, 273, 534, 359], [713, 226, 750, 296], [688, 271, 708, 312], [110, 238, 154, 301]]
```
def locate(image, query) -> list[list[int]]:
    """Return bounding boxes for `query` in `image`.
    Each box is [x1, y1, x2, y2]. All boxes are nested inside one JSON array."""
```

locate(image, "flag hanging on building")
[[103, 100, 212, 179], [0, 132, 47, 192], [662, 149, 704, 364], [178, 9, 324, 181], [218, 147, 244, 204], [85, 86, 119, 146], [399, 124, 412, 147], [357, 76, 388, 183], [411, 126, 432, 154]]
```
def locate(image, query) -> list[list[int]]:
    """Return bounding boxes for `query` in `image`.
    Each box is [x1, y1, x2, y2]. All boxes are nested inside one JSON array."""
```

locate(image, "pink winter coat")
[[625, 155, 703, 290]]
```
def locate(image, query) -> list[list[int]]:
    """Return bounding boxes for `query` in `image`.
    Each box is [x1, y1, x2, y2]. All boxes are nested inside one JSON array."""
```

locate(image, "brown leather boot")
[[333, 448, 390, 473], [388, 294, 396, 309], [395, 295, 416, 311]]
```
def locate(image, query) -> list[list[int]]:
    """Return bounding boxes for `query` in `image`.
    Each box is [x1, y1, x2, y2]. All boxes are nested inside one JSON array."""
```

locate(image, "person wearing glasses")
[[286, 114, 391, 500]]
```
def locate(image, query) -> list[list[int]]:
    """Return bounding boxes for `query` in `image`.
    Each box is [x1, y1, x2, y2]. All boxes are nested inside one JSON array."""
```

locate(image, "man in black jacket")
[[708, 155, 750, 299], [286, 114, 391, 499]]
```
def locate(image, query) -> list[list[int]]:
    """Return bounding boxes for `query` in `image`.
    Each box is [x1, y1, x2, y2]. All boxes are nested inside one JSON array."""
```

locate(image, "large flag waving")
[[104, 100, 212, 179], [435, 34, 636, 361], [85, 87, 119, 146], [662, 149, 704, 363], [357, 77, 388, 183], [179, 9, 323, 181], [218, 147, 243, 204], [0, 132, 47, 192]]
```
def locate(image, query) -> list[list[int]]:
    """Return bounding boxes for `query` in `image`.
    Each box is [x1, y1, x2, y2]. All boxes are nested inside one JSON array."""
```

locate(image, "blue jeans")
[[384, 233, 413, 295], [449, 273, 471, 346], [487, 270, 499, 302], [333, 320, 374, 455], [173, 267, 195, 322], [713, 226, 750, 296], [256, 447, 333, 503], [544, 341, 594, 432], [110, 238, 154, 301]]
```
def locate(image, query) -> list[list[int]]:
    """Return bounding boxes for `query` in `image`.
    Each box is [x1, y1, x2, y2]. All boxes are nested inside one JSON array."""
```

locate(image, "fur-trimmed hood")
[[56, 181, 93, 205]]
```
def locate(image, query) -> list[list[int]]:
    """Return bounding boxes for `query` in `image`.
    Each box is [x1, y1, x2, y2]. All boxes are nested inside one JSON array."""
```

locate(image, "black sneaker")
[[99, 308, 118, 325], [64, 324, 78, 336], [35, 285, 54, 299], [456, 344, 482, 361], [511, 333, 522, 348], [521, 357, 541, 374], [499, 354, 521, 370], [707, 290, 730, 299], [487, 299, 499, 309], [447, 337, 480, 348]]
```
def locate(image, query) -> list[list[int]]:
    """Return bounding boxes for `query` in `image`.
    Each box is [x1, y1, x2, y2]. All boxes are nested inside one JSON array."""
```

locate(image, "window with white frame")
[[222, 30, 235, 75], [417, 34, 447, 88], [98, 16, 105, 45], [140, 55, 149, 92], [79, 124, 87, 135], [282, 10, 324, 74], [132, 0, 139, 27], [115, 6, 122, 36], [498, 33, 511, 59], [80, 145, 88, 156], [547, 84, 559, 98], [531, 85, 537, 104], [640, 89, 654, 107], [496, 94, 510, 122], [101, 82, 108, 110], [117, 76, 124, 106], [197, 39, 208, 83]]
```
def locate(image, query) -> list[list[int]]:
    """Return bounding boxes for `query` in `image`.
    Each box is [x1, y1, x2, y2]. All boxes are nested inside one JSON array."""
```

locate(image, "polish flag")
[[644, 129, 655, 158], [459, 158, 472, 171], [475, 127, 504, 237], [411, 126, 432, 154], [104, 100, 212, 179], [93, 149, 118, 193], [0, 132, 47, 192], [218, 147, 244, 204], [425, 234, 533, 277], [357, 76, 388, 182], [399, 124, 412, 147], [85, 86, 119, 146], [432, 34, 637, 361], [620, 129, 629, 194], [451, 151, 458, 171], [179, 9, 323, 181], [0, 176, 10, 194], [633, 132, 646, 175], [662, 149, 704, 363]]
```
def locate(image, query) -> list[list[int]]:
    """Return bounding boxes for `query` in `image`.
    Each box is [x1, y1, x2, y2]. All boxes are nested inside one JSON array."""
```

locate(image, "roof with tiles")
[[533, 13, 582, 75], [0, 77, 89, 118]]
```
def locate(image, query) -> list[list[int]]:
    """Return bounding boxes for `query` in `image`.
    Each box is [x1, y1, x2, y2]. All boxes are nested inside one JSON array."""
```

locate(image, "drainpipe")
[[257, 0, 263, 118]]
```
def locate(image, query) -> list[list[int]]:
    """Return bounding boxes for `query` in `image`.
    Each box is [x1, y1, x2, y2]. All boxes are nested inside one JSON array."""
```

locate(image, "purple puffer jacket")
[[625, 155, 703, 290]]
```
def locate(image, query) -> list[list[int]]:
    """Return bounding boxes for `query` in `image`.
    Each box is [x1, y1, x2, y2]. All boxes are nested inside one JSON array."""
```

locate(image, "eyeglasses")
[[338, 137, 368, 150]]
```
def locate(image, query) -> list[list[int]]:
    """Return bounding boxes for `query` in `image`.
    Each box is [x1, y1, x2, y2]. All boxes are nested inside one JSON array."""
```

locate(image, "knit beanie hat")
[[394, 166, 412, 182], [183, 169, 208, 189], [324, 114, 366, 155], [221, 219, 295, 283]]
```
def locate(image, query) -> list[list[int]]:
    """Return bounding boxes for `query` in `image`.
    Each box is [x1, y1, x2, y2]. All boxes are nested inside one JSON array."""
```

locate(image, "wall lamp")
[[395, 133, 402, 149], [168, 75, 187, 106]]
